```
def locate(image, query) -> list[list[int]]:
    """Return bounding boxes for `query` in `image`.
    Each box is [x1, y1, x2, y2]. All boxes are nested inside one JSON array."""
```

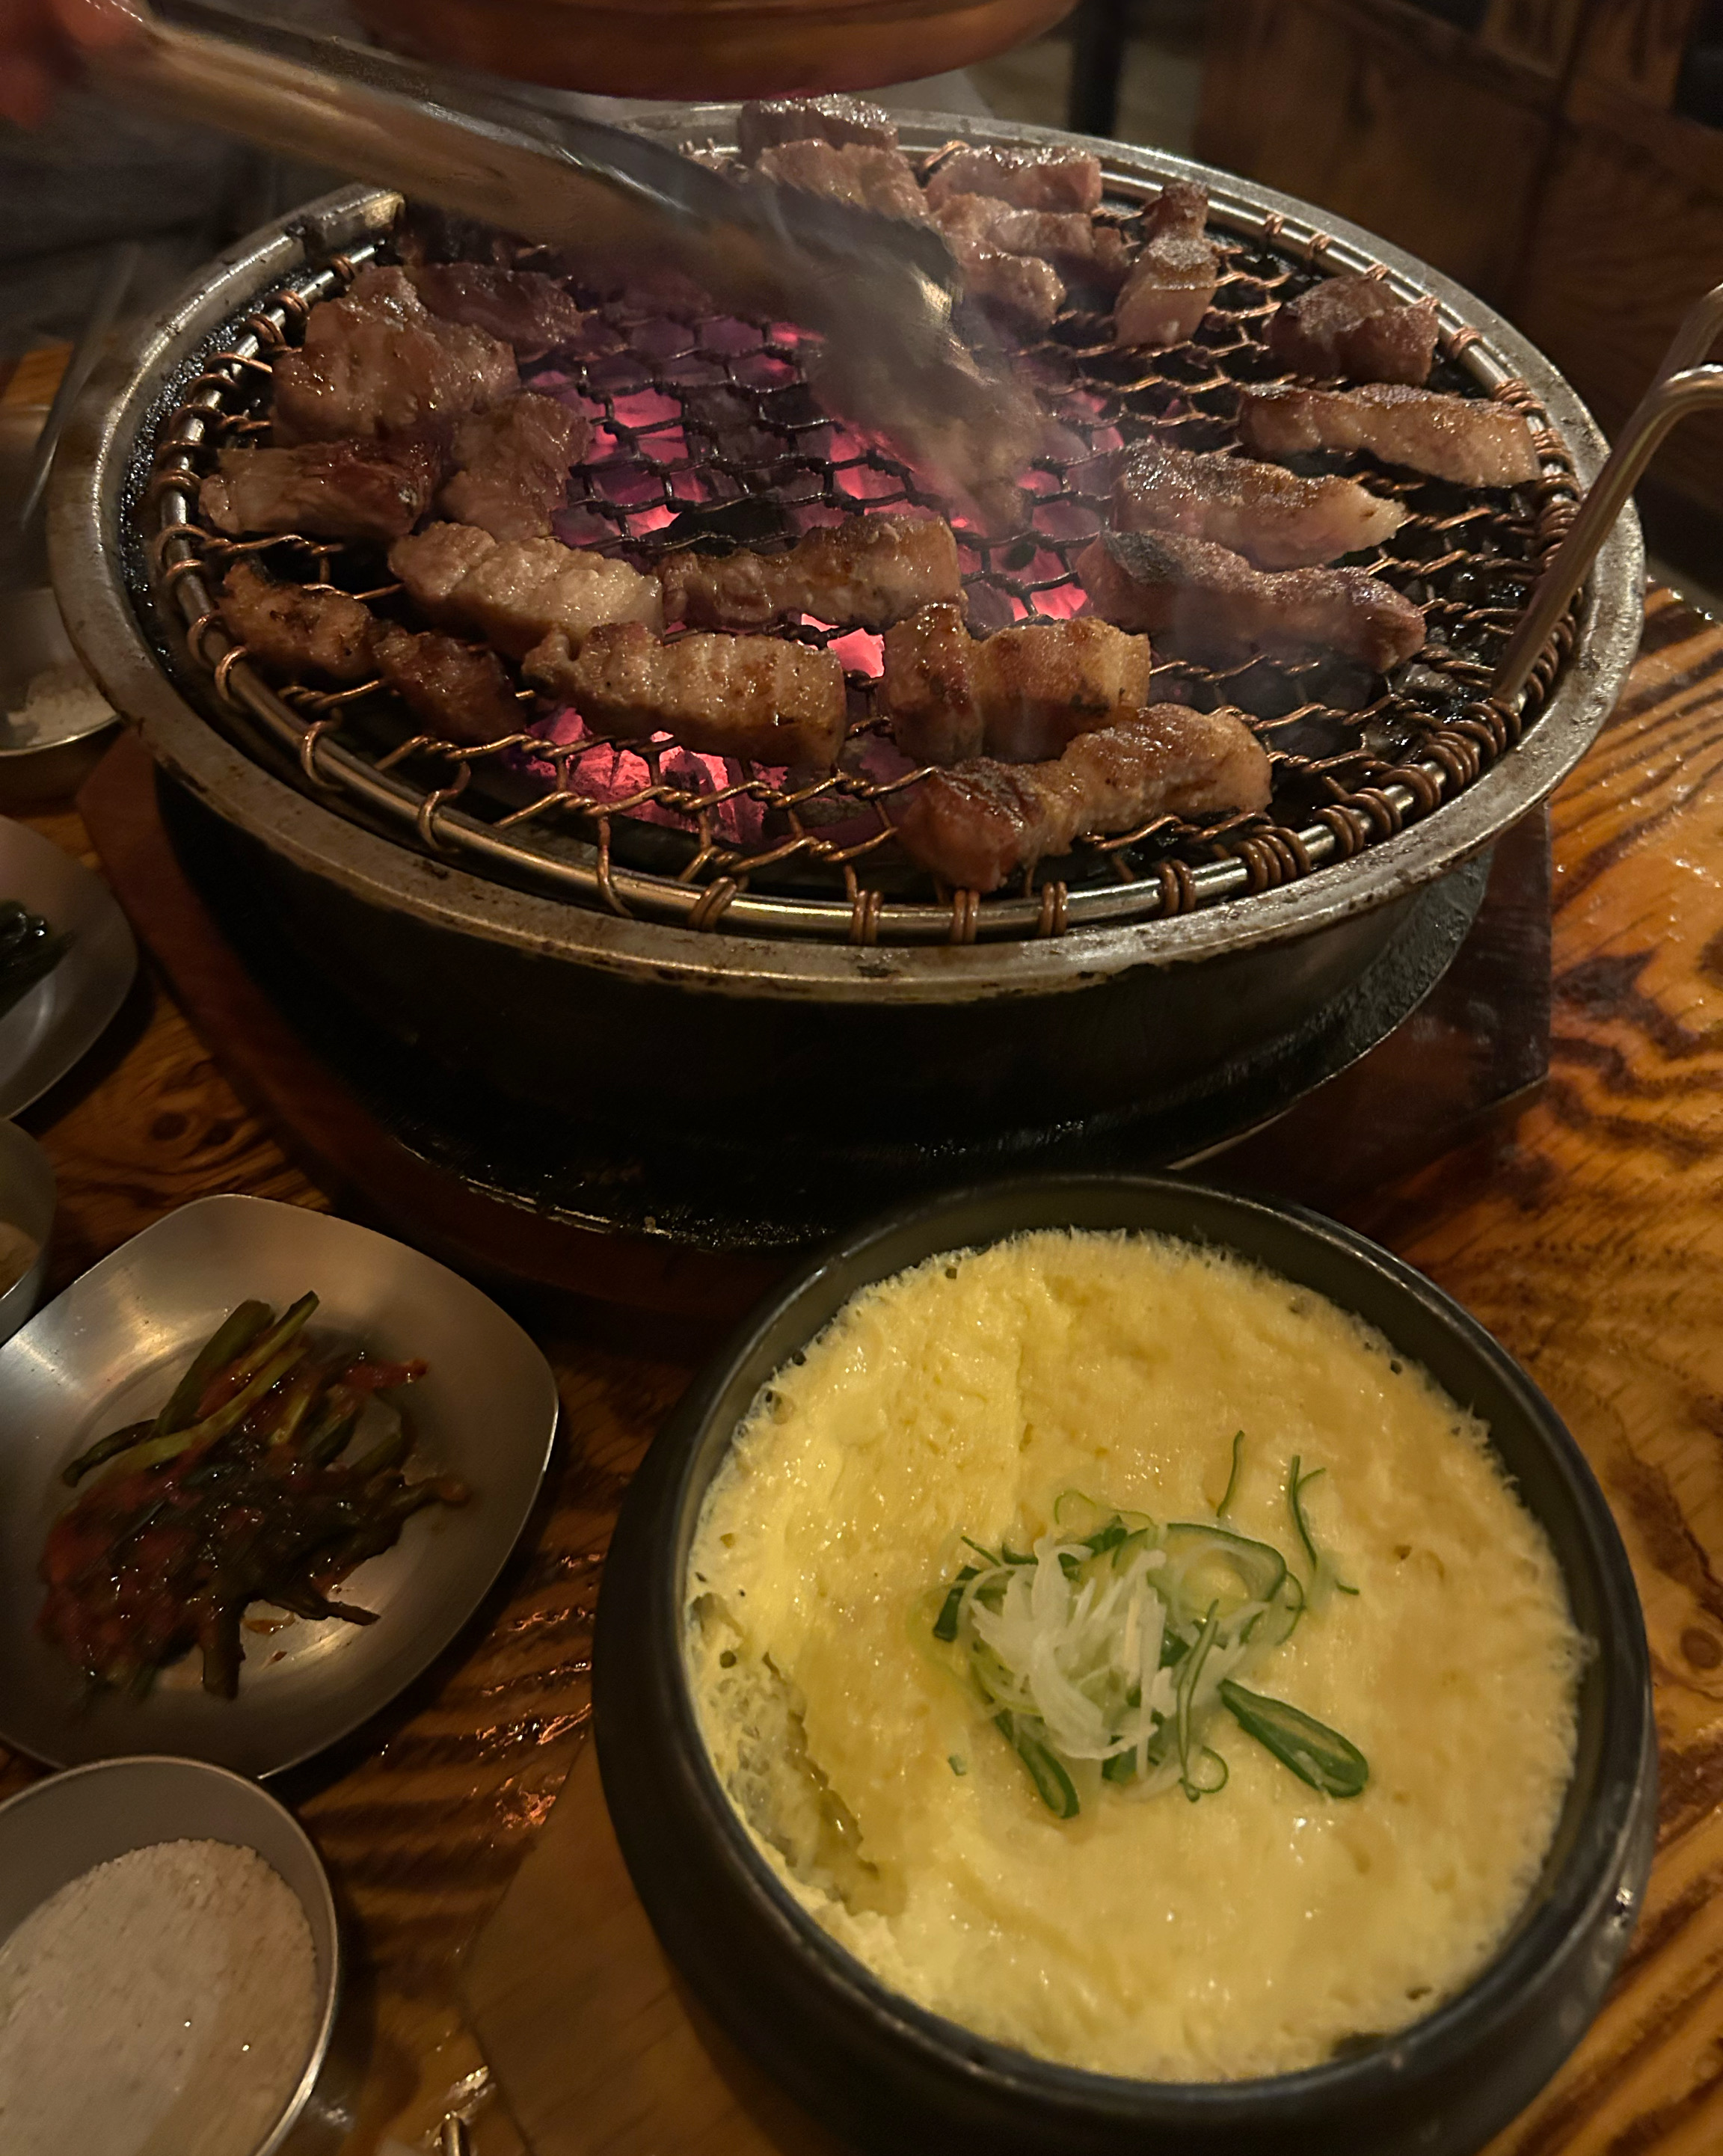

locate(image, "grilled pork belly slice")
[[944, 233, 1066, 332], [523, 621, 849, 768], [1114, 442, 1406, 568], [737, 95, 898, 162], [755, 140, 927, 221], [659, 515, 961, 632], [925, 144, 1104, 215], [883, 602, 1152, 764], [1114, 181, 1219, 349], [218, 563, 374, 684], [898, 704, 1271, 891], [931, 193, 1129, 285], [437, 395, 590, 541], [1268, 273, 1439, 387], [201, 435, 441, 543], [390, 526, 663, 659], [407, 263, 586, 358], [272, 266, 517, 446], [1078, 529, 1425, 672], [372, 621, 524, 745], [1236, 382, 1541, 488]]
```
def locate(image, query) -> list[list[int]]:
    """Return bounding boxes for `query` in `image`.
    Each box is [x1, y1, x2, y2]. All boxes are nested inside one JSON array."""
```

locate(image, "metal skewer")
[[1493, 280, 1723, 707]]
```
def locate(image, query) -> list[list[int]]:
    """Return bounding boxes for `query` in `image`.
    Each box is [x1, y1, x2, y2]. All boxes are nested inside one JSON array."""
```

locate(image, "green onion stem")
[[1217, 1430, 1245, 1517]]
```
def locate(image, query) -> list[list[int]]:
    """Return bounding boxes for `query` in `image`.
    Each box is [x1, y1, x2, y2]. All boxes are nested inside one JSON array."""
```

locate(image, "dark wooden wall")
[[1199, 0, 1723, 514]]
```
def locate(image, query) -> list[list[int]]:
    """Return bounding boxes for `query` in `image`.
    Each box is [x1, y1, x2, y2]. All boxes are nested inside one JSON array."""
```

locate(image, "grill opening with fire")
[[144, 108, 1581, 949]]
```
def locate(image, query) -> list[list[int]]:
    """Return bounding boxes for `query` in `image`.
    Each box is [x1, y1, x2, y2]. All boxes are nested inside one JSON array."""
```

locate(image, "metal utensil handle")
[[1493, 281, 1723, 706], [87, 7, 790, 317]]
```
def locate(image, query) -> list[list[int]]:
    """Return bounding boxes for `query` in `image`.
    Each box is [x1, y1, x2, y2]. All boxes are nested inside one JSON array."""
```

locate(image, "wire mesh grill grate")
[[144, 141, 1580, 945]]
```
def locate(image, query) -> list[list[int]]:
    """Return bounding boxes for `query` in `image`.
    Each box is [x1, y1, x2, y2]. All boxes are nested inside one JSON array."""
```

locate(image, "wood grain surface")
[[4, 586, 1723, 2156]]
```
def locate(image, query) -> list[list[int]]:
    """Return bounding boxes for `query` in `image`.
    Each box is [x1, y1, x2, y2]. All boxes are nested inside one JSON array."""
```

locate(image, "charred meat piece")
[[1114, 442, 1406, 568], [1114, 181, 1219, 348], [372, 621, 524, 745], [755, 140, 927, 221], [883, 602, 1152, 764], [200, 434, 442, 543], [925, 144, 1103, 215], [1078, 529, 1425, 673], [737, 94, 898, 162], [271, 266, 517, 445], [437, 394, 590, 541], [1268, 273, 1439, 386], [897, 704, 1271, 891], [407, 262, 586, 359], [390, 525, 663, 659], [1236, 381, 1541, 488], [523, 621, 849, 769], [945, 233, 1066, 332], [659, 515, 961, 632], [218, 562, 374, 683], [931, 193, 1128, 286]]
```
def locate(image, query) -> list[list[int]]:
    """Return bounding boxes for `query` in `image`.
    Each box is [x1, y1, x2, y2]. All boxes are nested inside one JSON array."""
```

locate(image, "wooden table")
[[4, 583, 1723, 2156]]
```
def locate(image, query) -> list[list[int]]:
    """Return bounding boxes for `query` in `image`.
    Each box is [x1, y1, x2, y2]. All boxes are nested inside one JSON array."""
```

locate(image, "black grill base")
[[157, 775, 1490, 1258]]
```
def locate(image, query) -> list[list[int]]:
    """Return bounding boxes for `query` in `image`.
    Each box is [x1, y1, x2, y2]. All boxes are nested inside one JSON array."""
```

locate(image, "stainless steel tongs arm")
[[1493, 281, 1723, 706]]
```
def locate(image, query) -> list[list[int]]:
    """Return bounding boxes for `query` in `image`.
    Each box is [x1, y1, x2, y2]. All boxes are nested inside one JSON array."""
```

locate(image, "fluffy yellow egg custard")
[[684, 1229, 1582, 2083]]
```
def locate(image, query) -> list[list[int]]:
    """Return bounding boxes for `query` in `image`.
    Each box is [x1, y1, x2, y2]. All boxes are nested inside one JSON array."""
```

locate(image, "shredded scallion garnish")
[[932, 1443, 1368, 1819]]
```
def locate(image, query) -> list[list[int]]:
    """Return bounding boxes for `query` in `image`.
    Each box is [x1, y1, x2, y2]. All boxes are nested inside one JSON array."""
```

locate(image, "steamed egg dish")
[[686, 1229, 1580, 2081]]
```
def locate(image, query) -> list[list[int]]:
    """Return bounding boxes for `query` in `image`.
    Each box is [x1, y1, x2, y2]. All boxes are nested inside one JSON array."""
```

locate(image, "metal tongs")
[[86, 1, 1037, 515]]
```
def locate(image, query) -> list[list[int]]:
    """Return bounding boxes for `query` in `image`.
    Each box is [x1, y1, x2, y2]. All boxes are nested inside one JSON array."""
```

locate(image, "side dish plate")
[[0, 814, 135, 1117], [0, 1194, 559, 1776]]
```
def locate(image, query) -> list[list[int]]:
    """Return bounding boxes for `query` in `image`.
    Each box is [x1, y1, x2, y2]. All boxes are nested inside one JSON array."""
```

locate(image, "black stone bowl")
[[594, 1176, 1656, 2156]]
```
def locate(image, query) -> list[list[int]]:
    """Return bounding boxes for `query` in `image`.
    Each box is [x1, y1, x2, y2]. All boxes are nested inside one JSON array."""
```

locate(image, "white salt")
[[0, 1836, 320, 2156]]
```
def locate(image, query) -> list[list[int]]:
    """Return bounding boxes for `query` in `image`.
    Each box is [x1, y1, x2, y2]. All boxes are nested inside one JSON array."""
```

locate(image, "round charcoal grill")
[[55, 114, 1642, 1216], [114, 117, 1620, 948]]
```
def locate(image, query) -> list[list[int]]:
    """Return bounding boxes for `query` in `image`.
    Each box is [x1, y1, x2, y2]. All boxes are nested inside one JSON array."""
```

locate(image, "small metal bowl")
[[0, 1754, 340, 2156], [0, 1117, 55, 1346], [595, 1174, 1657, 2156]]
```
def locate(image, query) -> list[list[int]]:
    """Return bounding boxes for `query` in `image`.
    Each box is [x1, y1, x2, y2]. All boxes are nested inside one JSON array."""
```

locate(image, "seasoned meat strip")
[[755, 140, 927, 221], [523, 621, 849, 769], [1114, 442, 1406, 568], [737, 95, 898, 162], [218, 562, 374, 683], [1268, 273, 1439, 387], [1114, 181, 1219, 349], [272, 266, 517, 445], [944, 233, 1066, 332], [659, 515, 961, 632], [390, 526, 663, 658], [883, 602, 1152, 764], [897, 704, 1271, 891], [437, 394, 590, 541], [1236, 382, 1541, 488], [925, 144, 1104, 215], [931, 193, 1128, 285], [1078, 529, 1425, 672], [407, 263, 586, 358], [200, 436, 442, 543], [372, 622, 524, 745]]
